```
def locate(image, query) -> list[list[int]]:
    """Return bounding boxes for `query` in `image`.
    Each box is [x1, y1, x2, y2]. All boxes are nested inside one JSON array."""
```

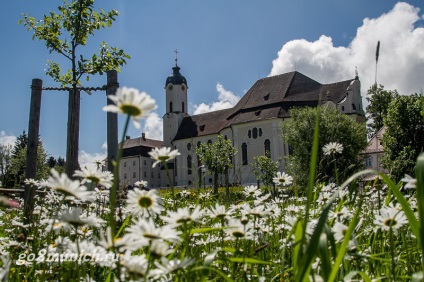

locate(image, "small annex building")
[[119, 63, 365, 188]]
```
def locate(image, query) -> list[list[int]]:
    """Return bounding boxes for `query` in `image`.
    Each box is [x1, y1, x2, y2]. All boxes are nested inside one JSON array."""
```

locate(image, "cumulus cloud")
[[193, 83, 241, 115], [79, 150, 107, 170], [269, 2, 424, 99], [142, 112, 163, 140], [0, 131, 17, 147]]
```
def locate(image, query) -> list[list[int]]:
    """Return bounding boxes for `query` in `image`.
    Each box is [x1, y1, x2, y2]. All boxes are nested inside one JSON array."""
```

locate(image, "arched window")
[[182, 102, 185, 113], [253, 128, 258, 139], [187, 155, 192, 175], [264, 139, 271, 157], [242, 143, 248, 165], [169, 102, 173, 112], [341, 106, 345, 111], [352, 104, 356, 111], [207, 139, 212, 145], [248, 130, 251, 138]]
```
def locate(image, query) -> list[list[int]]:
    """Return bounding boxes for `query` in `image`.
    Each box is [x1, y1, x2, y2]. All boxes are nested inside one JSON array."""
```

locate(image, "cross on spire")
[[174, 49, 179, 66]]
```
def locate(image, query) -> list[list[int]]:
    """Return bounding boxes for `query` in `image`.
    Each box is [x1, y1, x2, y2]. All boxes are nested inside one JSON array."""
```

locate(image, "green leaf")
[[115, 215, 131, 238], [415, 153, 424, 258], [227, 257, 271, 265], [190, 266, 235, 282], [343, 271, 372, 282], [377, 171, 419, 243], [190, 227, 225, 234], [328, 197, 363, 282]]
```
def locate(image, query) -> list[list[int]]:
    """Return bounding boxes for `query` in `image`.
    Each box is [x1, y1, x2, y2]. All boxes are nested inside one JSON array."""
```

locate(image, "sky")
[[0, 0, 423, 168]]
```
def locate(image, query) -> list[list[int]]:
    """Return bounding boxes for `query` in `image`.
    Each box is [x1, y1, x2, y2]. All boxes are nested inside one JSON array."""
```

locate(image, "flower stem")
[[163, 161, 175, 209], [109, 114, 130, 282]]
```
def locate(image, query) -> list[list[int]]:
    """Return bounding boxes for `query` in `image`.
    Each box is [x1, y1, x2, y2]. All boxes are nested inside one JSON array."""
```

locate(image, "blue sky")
[[1, 0, 424, 167]]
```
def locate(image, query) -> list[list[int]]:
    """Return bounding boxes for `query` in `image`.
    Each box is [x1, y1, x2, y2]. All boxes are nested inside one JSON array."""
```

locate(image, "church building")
[[119, 62, 365, 188]]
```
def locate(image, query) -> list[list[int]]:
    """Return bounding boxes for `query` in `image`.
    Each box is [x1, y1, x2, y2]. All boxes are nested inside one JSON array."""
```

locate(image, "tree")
[[8, 132, 49, 187], [0, 144, 13, 187], [196, 135, 237, 196], [366, 84, 398, 137], [251, 155, 281, 188], [55, 156, 66, 174], [20, 0, 130, 176], [282, 106, 368, 188], [381, 94, 424, 181], [12, 131, 28, 159], [47, 156, 57, 168]]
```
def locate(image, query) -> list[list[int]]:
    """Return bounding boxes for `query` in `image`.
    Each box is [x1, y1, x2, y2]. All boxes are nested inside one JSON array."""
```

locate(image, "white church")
[[118, 62, 365, 188]]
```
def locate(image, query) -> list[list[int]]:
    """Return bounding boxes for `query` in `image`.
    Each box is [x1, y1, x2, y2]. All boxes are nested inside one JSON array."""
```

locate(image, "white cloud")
[[193, 83, 241, 115], [0, 131, 17, 147], [269, 2, 424, 99], [79, 150, 107, 170], [142, 112, 163, 140]]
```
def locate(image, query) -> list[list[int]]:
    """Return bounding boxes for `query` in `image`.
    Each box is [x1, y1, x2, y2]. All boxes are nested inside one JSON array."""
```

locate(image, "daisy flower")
[[126, 189, 163, 218], [401, 174, 416, 189], [225, 218, 254, 241], [124, 218, 181, 248], [149, 147, 181, 168], [155, 257, 195, 274], [273, 172, 293, 186], [103, 86, 157, 129], [332, 221, 348, 242], [59, 207, 103, 228], [208, 203, 233, 220], [73, 167, 113, 189], [160, 206, 203, 226], [374, 205, 408, 234], [24, 178, 40, 187], [134, 180, 148, 189], [120, 252, 150, 277], [242, 185, 262, 198], [323, 142, 344, 156], [45, 169, 92, 201]]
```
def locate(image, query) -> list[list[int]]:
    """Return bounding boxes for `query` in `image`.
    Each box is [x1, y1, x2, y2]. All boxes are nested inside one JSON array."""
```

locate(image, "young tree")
[[251, 155, 281, 188], [382, 94, 424, 181], [20, 0, 130, 176], [196, 135, 237, 196], [282, 106, 367, 188], [366, 84, 398, 137]]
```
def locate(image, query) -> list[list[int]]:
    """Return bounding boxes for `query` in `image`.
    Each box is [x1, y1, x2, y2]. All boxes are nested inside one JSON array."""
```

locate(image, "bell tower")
[[163, 51, 188, 147]]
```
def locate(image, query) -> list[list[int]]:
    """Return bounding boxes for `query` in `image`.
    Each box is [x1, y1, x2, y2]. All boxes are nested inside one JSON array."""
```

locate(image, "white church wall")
[[119, 155, 163, 188]]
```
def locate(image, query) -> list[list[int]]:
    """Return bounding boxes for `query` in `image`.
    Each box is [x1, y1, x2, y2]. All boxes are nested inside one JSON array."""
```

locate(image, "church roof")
[[173, 71, 356, 141], [173, 108, 233, 139], [121, 136, 163, 158]]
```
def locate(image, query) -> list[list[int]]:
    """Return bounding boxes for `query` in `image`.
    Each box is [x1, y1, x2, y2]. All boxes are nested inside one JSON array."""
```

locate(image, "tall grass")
[[0, 103, 423, 281]]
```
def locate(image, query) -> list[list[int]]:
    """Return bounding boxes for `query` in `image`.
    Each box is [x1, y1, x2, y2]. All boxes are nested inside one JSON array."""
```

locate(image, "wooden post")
[[65, 89, 81, 176], [24, 78, 42, 222], [106, 70, 119, 172]]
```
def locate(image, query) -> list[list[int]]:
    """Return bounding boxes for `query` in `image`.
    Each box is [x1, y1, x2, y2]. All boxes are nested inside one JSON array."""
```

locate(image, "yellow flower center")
[[121, 104, 142, 116], [384, 218, 397, 227], [138, 196, 153, 208]]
